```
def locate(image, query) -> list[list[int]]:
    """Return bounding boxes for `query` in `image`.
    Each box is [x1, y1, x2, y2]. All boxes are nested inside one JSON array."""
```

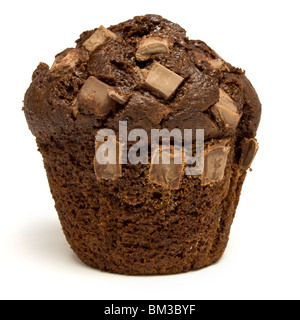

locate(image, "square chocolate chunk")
[[202, 140, 231, 186], [143, 63, 184, 100], [211, 89, 241, 129], [50, 48, 89, 74], [77, 76, 116, 117], [83, 25, 117, 52], [94, 140, 122, 181], [149, 146, 184, 189], [211, 104, 241, 130], [217, 89, 238, 113], [136, 37, 170, 61]]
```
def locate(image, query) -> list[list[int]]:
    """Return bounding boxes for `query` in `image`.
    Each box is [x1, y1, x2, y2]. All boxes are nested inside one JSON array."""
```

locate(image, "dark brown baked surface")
[[24, 15, 261, 275]]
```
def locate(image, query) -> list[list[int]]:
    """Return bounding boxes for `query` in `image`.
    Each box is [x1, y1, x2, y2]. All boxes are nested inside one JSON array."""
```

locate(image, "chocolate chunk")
[[211, 88, 241, 130], [208, 59, 230, 72], [83, 25, 117, 52], [50, 48, 89, 74], [107, 88, 131, 105], [108, 93, 171, 133], [136, 37, 170, 61], [207, 59, 223, 69], [174, 70, 219, 112], [218, 89, 238, 113], [143, 62, 184, 100], [77, 76, 116, 117], [202, 140, 231, 186], [149, 146, 184, 189], [211, 105, 241, 130], [165, 110, 220, 140], [239, 138, 259, 170], [94, 140, 122, 181]]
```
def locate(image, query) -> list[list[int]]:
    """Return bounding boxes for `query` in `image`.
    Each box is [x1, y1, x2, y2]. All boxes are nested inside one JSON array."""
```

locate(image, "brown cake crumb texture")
[[24, 15, 261, 275]]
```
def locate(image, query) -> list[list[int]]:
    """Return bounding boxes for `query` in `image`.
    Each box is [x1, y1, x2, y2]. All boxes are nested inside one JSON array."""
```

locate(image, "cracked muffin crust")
[[24, 15, 261, 275]]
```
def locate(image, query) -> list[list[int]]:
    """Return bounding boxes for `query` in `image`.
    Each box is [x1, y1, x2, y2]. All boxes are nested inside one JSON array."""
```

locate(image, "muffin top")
[[25, 14, 261, 138]]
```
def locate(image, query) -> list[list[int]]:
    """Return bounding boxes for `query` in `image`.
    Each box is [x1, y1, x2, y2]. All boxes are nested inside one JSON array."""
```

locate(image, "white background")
[[1, 0, 299, 300]]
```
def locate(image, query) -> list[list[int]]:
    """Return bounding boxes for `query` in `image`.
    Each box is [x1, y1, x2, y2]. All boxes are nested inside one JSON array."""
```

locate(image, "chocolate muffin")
[[24, 15, 261, 275]]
